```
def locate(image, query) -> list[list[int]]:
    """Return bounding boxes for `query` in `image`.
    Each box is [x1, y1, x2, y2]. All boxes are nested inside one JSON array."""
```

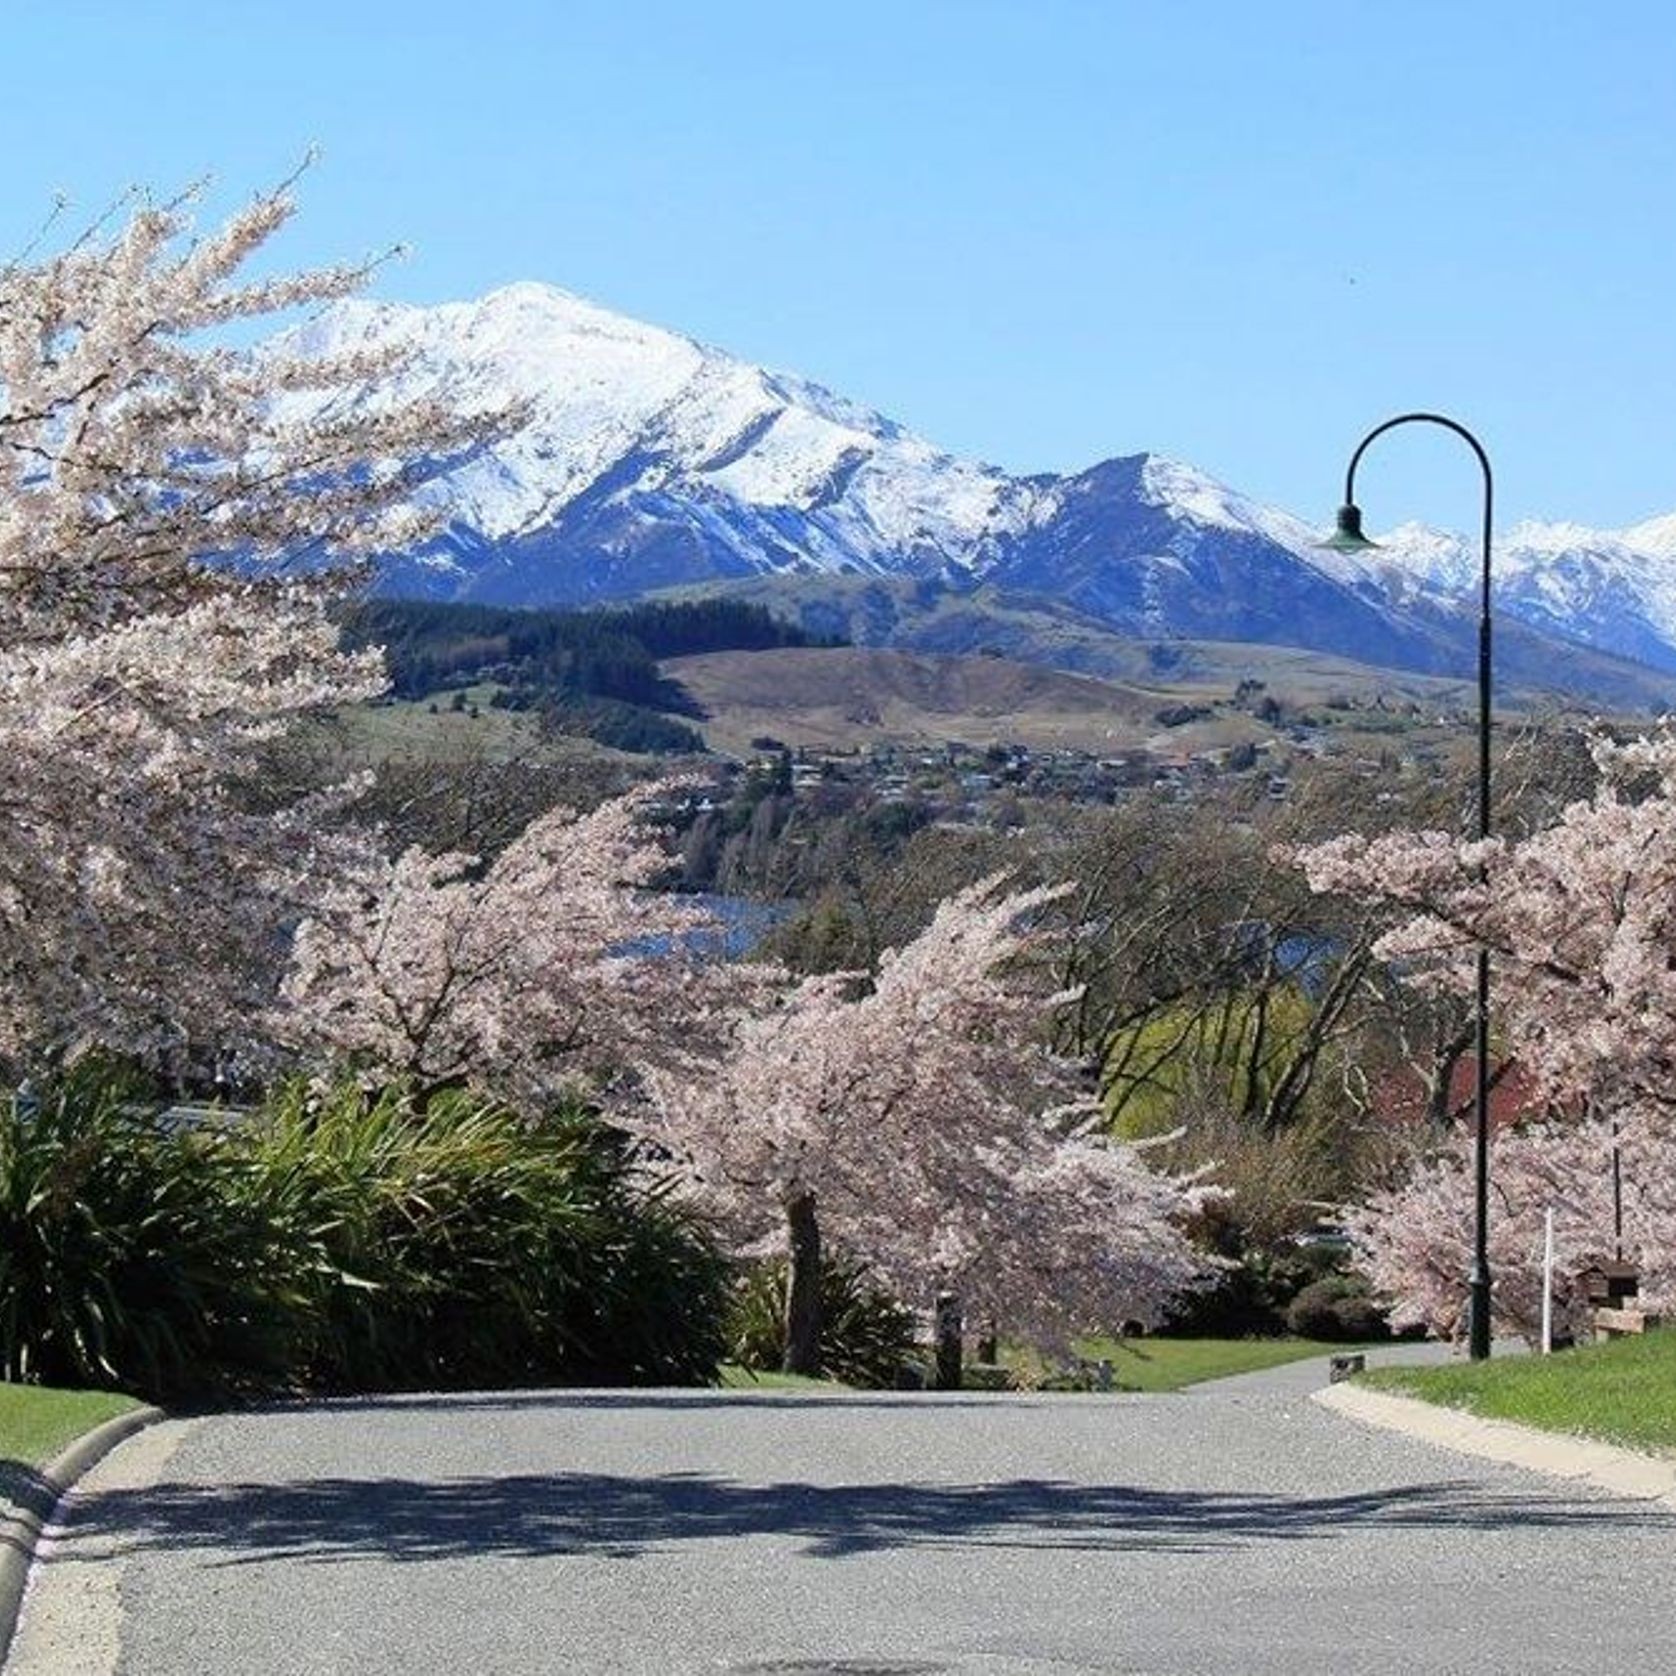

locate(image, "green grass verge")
[[720, 1338, 1356, 1396], [1085, 1336, 1358, 1392], [717, 1363, 851, 1391], [1361, 1330, 1676, 1457], [1007, 1336, 1357, 1393], [0, 1383, 142, 1468]]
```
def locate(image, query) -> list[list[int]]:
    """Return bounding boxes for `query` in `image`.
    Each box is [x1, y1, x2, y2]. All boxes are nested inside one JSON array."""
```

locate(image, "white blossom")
[[1297, 729, 1676, 1337], [0, 181, 501, 1066], [632, 877, 1216, 1343]]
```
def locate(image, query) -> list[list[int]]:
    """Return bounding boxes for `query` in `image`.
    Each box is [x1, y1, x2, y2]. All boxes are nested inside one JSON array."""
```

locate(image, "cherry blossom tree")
[[1346, 1114, 1676, 1343], [280, 783, 761, 1103], [1298, 729, 1676, 1338], [631, 876, 1216, 1373], [0, 176, 493, 1070]]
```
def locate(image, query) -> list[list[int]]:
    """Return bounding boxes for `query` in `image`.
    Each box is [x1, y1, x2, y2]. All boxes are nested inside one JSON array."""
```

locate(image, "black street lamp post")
[[1320, 412, 1495, 1360]]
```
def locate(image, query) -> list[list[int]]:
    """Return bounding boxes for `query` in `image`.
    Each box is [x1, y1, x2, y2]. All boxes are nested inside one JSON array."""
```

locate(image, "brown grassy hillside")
[[664, 646, 1255, 754]]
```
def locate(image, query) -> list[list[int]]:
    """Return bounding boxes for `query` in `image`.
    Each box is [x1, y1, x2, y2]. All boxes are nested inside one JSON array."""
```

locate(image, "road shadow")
[[0, 1461, 60, 1558], [59, 1469, 1673, 1569], [226, 1392, 1041, 1417]]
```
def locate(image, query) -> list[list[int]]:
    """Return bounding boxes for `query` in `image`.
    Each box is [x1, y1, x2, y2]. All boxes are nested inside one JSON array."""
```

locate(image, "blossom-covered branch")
[[0, 179, 505, 1067], [281, 784, 761, 1102]]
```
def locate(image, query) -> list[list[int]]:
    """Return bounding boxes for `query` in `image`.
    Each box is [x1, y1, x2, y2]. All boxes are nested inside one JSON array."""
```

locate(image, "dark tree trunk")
[[934, 1291, 963, 1390], [782, 1190, 822, 1376]]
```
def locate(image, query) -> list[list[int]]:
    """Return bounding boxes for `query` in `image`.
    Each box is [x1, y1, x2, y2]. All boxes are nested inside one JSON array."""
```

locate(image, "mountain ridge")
[[278, 282, 1676, 700]]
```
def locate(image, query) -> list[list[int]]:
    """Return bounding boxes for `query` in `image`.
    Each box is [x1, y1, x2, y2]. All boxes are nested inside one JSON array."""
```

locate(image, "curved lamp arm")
[[1338, 411, 1494, 842]]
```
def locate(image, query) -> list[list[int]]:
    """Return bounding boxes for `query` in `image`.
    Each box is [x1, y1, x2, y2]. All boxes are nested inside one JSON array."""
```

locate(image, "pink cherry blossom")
[[1298, 729, 1676, 1338], [281, 783, 762, 1101], [630, 876, 1217, 1354], [0, 180, 500, 1068]]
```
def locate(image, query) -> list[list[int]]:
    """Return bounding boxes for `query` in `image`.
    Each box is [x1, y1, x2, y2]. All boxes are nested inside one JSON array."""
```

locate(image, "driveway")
[[11, 1349, 1674, 1675]]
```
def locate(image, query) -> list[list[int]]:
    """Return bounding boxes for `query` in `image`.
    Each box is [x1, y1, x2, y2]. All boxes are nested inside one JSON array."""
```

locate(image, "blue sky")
[[7, 1, 1675, 533]]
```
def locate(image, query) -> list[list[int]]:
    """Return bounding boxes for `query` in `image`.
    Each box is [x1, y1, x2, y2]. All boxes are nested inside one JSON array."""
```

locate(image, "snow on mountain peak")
[[1624, 512, 1676, 558], [462, 281, 696, 364], [288, 281, 1028, 564], [1503, 519, 1627, 558], [1368, 521, 1476, 588], [1139, 454, 1317, 550], [1134, 454, 1407, 595], [477, 279, 602, 314]]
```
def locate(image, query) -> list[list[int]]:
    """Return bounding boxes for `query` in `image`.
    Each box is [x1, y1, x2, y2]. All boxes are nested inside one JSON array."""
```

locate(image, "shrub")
[[541, 694, 705, 754], [1152, 703, 1211, 727], [0, 1073, 730, 1401], [1148, 1099, 1362, 1337], [1159, 1247, 1326, 1337], [727, 1254, 919, 1387], [0, 1067, 312, 1399], [547, 1133, 732, 1387], [1285, 1274, 1389, 1342], [248, 1083, 730, 1391]]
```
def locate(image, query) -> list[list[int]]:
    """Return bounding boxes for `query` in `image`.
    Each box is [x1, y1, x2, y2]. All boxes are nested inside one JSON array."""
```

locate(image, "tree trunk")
[[934, 1291, 963, 1390], [782, 1190, 822, 1376]]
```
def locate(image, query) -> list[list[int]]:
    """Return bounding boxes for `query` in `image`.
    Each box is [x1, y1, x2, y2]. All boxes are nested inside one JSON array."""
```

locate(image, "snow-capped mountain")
[[286, 282, 1036, 587], [1352, 518, 1676, 675], [282, 283, 1676, 694]]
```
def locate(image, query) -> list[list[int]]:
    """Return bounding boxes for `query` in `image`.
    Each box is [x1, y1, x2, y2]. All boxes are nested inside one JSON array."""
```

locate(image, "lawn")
[[717, 1364, 849, 1391], [985, 1335, 1361, 1393], [721, 1339, 1349, 1395], [1041, 1335, 1356, 1393], [0, 1383, 142, 1469], [1361, 1330, 1676, 1457]]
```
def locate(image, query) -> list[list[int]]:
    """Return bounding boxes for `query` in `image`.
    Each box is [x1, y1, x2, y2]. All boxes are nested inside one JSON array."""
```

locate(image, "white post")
[[1541, 1206, 1556, 1355]]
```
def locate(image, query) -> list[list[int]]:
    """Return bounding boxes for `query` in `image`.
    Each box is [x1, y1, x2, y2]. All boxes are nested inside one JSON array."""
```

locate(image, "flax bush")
[[727, 1254, 919, 1387], [251, 1082, 729, 1391], [0, 1072, 729, 1401], [0, 1067, 311, 1398]]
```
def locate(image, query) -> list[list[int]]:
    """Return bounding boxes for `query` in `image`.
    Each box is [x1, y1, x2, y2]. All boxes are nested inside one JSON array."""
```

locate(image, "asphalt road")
[[12, 1350, 1675, 1675]]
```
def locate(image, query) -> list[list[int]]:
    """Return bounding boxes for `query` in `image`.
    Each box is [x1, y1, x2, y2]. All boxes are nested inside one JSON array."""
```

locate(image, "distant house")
[[1374, 1054, 1552, 1131]]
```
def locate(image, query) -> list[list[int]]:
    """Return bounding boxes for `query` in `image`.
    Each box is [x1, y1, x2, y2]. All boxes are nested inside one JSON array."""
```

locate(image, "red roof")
[[1374, 1054, 1550, 1130]]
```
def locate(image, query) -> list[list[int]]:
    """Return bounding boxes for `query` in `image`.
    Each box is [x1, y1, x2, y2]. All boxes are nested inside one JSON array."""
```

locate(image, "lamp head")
[[1318, 503, 1381, 553]]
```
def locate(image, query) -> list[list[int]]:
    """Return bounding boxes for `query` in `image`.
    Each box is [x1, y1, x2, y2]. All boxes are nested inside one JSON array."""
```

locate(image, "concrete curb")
[[0, 1405, 163, 1668], [1313, 1381, 1676, 1508]]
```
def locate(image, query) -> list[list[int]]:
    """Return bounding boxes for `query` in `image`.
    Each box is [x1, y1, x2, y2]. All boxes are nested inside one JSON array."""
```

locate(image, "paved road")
[[12, 1348, 1675, 1675]]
